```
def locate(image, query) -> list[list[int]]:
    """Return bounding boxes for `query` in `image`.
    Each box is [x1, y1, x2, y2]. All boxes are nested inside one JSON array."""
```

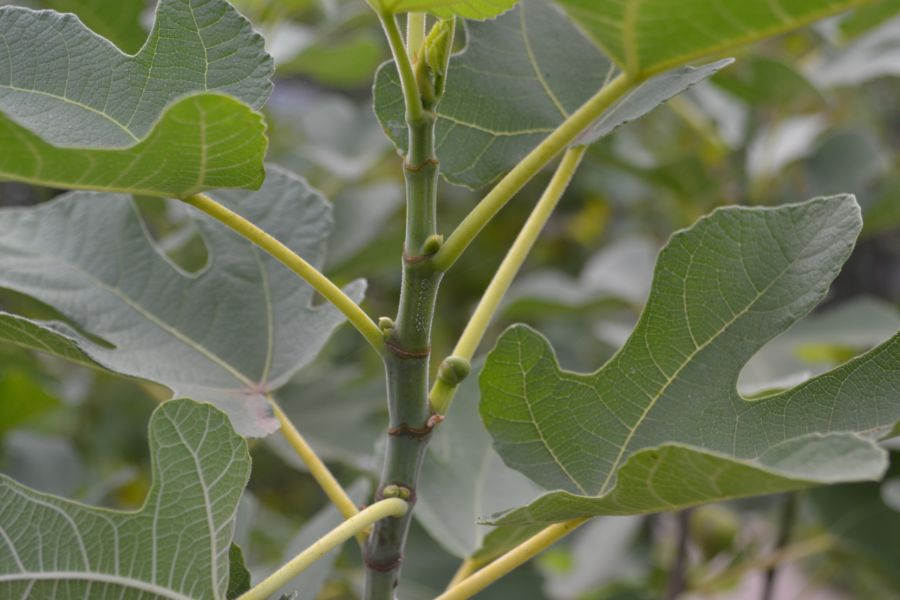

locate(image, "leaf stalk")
[[429, 146, 587, 415], [270, 402, 363, 533], [432, 73, 634, 272], [239, 498, 409, 600], [436, 518, 588, 600], [182, 193, 384, 353]]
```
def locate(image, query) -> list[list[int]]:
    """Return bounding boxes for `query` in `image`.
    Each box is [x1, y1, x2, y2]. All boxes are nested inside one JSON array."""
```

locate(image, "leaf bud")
[[381, 484, 412, 500], [425, 19, 454, 77], [423, 234, 444, 255], [378, 317, 395, 335], [437, 356, 471, 387]]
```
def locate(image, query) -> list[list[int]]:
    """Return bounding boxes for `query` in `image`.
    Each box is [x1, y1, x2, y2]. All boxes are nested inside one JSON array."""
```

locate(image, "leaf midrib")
[[0, 571, 196, 599], [0, 84, 140, 143], [1, 215, 266, 390], [78, 262, 256, 388], [168, 409, 223, 599]]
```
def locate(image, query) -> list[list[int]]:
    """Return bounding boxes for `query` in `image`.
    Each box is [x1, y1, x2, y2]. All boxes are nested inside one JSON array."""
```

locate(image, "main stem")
[[364, 20, 442, 597]]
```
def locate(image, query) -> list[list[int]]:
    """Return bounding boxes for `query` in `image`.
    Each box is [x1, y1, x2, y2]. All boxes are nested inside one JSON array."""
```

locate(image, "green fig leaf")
[[555, 0, 866, 77], [0, 0, 273, 196], [480, 195, 900, 525]]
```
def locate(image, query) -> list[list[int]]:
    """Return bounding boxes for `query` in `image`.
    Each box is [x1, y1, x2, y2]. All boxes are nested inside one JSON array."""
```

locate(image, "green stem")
[[364, 12, 442, 598], [182, 193, 384, 353], [432, 73, 633, 272], [364, 166, 442, 595], [240, 499, 409, 600], [404, 116, 439, 251], [430, 146, 587, 415]]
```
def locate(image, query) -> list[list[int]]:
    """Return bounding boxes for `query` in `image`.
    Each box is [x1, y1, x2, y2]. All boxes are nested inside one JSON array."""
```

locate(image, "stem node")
[[387, 415, 441, 439], [385, 339, 431, 359]]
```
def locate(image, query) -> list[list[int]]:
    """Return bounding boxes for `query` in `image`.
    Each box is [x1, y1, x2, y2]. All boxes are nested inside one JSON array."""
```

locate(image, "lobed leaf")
[[0, 399, 251, 599], [555, 0, 867, 77], [367, 0, 518, 19], [227, 545, 252, 599], [480, 195, 900, 525], [374, 0, 729, 189], [740, 296, 900, 395], [0, 0, 273, 196], [0, 166, 364, 437], [0, 93, 267, 197]]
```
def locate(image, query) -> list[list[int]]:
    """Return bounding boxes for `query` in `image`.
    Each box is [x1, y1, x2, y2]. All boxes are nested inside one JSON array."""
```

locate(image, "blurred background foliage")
[[0, 0, 898, 598]]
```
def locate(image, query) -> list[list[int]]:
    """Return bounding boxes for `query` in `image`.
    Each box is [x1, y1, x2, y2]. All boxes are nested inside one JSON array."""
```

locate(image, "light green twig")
[[436, 519, 588, 600], [432, 73, 633, 272], [239, 499, 409, 600], [270, 402, 363, 536], [182, 193, 384, 354], [430, 146, 588, 415]]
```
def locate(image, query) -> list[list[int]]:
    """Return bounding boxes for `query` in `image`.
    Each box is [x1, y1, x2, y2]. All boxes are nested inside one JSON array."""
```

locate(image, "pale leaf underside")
[[0, 312, 97, 367], [0, 166, 363, 437]]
